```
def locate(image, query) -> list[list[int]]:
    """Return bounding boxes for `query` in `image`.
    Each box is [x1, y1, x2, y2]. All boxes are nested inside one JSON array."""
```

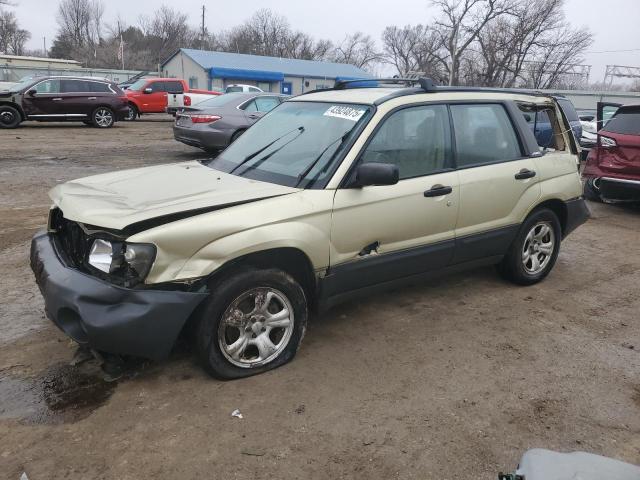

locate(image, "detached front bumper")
[[30, 232, 207, 360]]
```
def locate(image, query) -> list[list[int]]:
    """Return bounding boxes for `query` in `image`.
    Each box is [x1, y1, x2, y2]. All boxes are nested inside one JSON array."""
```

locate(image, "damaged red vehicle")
[[583, 103, 640, 202]]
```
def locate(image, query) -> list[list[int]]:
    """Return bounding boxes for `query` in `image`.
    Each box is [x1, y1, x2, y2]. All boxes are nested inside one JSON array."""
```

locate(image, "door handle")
[[87, 97, 97, 100], [248, 113, 260, 119], [515, 168, 536, 180], [424, 184, 453, 197], [52, 98, 63, 101]]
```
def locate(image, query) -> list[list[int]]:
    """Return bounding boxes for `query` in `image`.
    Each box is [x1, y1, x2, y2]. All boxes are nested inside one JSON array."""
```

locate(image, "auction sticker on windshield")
[[324, 105, 366, 122]]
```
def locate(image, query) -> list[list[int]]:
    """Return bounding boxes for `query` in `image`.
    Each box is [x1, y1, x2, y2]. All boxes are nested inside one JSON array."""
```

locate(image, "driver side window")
[[35, 80, 60, 94], [361, 104, 452, 180]]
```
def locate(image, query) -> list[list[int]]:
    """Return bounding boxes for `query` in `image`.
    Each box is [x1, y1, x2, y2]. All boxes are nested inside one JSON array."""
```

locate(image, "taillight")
[[190, 114, 221, 124], [599, 135, 617, 148], [184, 95, 191, 106]]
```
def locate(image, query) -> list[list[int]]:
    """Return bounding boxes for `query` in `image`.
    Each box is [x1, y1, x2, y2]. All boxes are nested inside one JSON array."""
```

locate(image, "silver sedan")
[[173, 92, 287, 153]]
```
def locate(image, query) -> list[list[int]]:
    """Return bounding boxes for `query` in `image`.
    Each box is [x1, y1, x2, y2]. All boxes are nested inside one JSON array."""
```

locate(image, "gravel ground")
[[0, 118, 639, 479]]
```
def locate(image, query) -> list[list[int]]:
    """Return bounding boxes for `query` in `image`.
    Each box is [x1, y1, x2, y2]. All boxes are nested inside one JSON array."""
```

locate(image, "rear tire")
[[92, 107, 115, 128], [0, 105, 22, 129], [498, 208, 561, 286], [583, 178, 602, 202], [195, 268, 307, 380]]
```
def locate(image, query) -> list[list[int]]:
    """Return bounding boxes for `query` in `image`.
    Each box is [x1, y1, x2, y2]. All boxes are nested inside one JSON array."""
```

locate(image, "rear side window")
[[604, 109, 640, 135], [61, 80, 91, 93], [362, 104, 452, 179], [557, 98, 579, 123], [254, 96, 281, 112], [90, 82, 113, 93], [165, 81, 184, 93], [450, 104, 522, 167]]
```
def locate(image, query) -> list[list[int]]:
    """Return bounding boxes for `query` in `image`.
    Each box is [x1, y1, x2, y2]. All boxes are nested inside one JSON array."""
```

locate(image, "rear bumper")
[[564, 197, 590, 237], [172, 124, 230, 150], [599, 177, 640, 201], [30, 232, 207, 360]]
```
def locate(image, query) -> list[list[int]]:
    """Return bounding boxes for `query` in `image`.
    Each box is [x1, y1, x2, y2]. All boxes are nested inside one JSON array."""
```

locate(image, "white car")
[[225, 84, 264, 93]]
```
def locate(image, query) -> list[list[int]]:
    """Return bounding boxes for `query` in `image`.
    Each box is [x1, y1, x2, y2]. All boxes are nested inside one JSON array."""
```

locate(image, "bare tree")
[[139, 6, 197, 66], [382, 24, 448, 82], [331, 32, 381, 70], [431, 0, 515, 85], [0, 9, 30, 55]]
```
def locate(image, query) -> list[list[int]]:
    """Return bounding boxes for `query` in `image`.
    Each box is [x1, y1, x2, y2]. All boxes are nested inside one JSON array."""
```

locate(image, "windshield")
[[196, 93, 250, 108], [4, 76, 41, 93], [128, 79, 148, 91], [207, 101, 372, 188]]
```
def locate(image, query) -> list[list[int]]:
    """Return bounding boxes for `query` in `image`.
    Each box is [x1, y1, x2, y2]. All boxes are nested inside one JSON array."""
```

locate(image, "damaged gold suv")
[[31, 79, 589, 379]]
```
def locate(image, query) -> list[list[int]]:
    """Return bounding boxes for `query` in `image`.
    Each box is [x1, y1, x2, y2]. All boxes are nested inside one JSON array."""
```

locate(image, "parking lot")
[[1, 118, 639, 479]]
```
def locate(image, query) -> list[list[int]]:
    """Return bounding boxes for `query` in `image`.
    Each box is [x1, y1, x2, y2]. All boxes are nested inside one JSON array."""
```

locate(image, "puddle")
[[0, 362, 117, 424]]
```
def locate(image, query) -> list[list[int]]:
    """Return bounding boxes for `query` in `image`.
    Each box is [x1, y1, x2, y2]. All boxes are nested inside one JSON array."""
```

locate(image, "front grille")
[[49, 208, 91, 270]]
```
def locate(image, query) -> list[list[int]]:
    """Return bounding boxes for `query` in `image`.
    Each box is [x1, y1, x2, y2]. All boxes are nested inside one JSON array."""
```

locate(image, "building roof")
[[164, 48, 372, 80], [0, 54, 80, 65]]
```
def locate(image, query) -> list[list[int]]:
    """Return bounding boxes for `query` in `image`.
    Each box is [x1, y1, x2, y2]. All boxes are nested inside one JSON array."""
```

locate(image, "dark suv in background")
[[0, 76, 129, 129]]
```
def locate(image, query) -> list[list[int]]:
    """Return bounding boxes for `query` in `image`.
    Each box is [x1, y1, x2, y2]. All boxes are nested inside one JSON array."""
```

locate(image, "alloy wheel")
[[218, 287, 294, 368], [95, 108, 113, 127], [522, 221, 555, 275], [0, 110, 15, 126]]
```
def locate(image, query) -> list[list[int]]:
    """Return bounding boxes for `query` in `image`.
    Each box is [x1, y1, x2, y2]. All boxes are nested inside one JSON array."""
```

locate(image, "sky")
[[8, 0, 640, 83]]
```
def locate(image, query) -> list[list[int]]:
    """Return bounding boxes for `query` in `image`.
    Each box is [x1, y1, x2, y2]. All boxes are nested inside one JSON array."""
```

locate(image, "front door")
[[327, 104, 459, 296], [22, 79, 62, 118], [281, 82, 292, 95], [450, 103, 541, 264]]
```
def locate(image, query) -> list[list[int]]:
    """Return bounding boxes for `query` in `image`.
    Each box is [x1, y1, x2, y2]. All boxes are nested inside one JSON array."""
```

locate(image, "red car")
[[124, 78, 219, 120], [583, 103, 640, 202]]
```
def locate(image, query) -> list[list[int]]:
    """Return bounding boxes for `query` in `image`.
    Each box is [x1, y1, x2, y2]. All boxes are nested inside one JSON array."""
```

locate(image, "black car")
[[0, 76, 129, 129]]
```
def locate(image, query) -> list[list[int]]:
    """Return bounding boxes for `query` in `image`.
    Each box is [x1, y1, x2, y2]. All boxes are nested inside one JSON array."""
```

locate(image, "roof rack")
[[333, 77, 437, 92]]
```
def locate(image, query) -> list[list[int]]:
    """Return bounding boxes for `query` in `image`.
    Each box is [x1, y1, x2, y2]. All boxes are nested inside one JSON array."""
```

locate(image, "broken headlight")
[[88, 239, 156, 285]]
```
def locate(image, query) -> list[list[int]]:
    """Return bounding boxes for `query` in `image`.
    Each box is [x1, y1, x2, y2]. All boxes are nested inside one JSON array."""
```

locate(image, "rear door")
[[451, 103, 541, 264], [59, 79, 93, 116]]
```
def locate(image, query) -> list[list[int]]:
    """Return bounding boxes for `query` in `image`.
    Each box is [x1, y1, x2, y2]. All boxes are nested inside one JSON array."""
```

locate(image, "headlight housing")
[[88, 239, 156, 286]]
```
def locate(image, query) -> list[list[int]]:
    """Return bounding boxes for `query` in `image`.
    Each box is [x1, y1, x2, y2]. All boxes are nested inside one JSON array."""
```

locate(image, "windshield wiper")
[[237, 128, 307, 177], [295, 132, 350, 187], [229, 126, 304, 175]]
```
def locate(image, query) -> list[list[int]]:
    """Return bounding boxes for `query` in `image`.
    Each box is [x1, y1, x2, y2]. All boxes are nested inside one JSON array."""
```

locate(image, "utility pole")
[[201, 5, 206, 50], [43, 37, 47, 57]]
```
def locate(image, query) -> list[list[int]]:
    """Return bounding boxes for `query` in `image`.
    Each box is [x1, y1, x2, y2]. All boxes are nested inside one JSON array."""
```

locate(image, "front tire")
[[0, 105, 22, 129], [92, 107, 115, 128], [124, 104, 138, 121], [195, 268, 307, 379], [498, 208, 561, 285]]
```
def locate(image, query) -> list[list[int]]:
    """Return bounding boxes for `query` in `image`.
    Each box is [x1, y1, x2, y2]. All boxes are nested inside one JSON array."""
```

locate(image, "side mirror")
[[27, 89, 37, 96], [143, 87, 153, 94], [353, 163, 399, 187]]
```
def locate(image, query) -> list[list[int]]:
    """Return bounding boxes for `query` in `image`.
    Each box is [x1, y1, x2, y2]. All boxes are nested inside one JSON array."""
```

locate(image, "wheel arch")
[[204, 247, 318, 310], [530, 199, 568, 236], [0, 101, 26, 120]]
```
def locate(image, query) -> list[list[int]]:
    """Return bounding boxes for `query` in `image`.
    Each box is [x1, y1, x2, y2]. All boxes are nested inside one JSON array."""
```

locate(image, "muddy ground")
[[1, 118, 639, 479]]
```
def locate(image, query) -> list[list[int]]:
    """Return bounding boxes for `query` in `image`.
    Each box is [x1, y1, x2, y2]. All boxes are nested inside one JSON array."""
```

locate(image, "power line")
[[586, 48, 640, 54]]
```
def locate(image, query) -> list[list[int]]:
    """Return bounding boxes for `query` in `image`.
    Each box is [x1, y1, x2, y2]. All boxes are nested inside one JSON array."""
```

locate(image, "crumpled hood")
[[50, 161, 300, 231]]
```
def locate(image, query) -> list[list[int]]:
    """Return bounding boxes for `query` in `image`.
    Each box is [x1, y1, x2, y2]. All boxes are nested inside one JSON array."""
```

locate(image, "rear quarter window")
[[557, 98, 579, 123], [90, 82, 113, 93], [604, 109, 640, 135]]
